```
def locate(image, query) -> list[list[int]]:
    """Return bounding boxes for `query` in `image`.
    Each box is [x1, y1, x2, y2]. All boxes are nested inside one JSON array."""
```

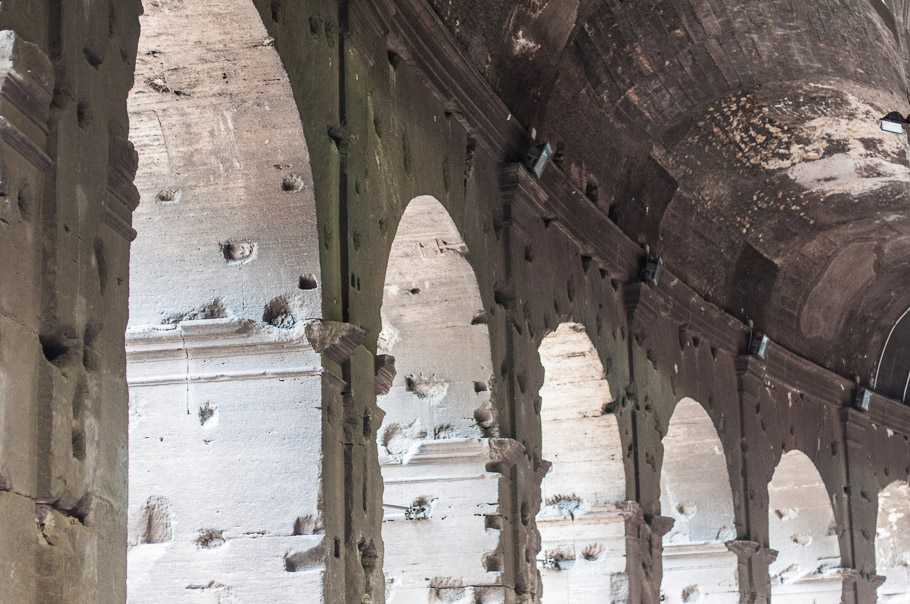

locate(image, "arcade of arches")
[[6, 0, 910, 603]]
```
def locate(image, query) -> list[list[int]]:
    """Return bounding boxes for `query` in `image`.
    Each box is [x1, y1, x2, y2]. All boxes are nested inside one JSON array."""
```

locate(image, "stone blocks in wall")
[[126, 319, 327, 603]]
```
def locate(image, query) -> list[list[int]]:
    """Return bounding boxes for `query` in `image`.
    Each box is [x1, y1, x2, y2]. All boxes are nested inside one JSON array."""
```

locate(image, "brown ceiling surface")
[[430, 0, 910, 382]]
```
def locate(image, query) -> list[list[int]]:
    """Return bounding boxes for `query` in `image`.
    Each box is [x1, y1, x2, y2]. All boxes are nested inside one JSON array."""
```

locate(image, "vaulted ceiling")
[[430, 0, 910, 384]]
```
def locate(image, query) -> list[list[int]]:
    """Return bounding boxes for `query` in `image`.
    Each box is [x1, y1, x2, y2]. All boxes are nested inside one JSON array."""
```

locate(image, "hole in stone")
[[387, 50, 402, 69], [404, 373, 448, 403], [220, 240, 256, 263], [282, 173, 305, 192], [543, 547, 576, 571], [16, 186, 29, 218], [147, 76, 171, 93], [39, 326, 75, 363], [72, 430, 86, 461], [308, 13, 324, 35], [682, 585, 701, 603], [94, 238, 108, 295], [525, 245, 534, 263], [138, 495, 173, 544], [545, 494, 583, 519], [474, 381, 488, 393], [585, 177, 599, 203], [155, 188, 180, 204], [76, 101, 93, 130], [485, 514, 503, 531], [195, 529, 225, 549], [83, 47, 103, 67], [553, 141, 565, 168], [162, 299, 228, 324], [482, 552, 503, 572], [404, 496, 434, 520], [263, 296, 297, 329], [108, 3, 116, 36], [409, 287, 421, 295], [582, 543, 604, 561], [198, 402, 216, 426], [298, 274, 318, 290], [334, 537, 341, 558]]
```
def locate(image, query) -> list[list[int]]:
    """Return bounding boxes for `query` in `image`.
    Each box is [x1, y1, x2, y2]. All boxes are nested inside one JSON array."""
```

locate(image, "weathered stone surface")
[[5, 1, 910, 604]]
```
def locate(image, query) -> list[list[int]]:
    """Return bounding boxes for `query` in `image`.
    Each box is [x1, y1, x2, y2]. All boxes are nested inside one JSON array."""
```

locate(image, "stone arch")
[[768, 450, 843, 602], [659, 397, 738, 603], [377, 195, 500, 603], [535, 322, 628, 603], [876, 480, 910, 601], [125, 0, 324, 602]]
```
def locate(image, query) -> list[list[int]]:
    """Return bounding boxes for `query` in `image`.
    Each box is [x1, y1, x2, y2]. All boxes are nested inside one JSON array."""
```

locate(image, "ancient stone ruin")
[[4, 0, 910, 603]]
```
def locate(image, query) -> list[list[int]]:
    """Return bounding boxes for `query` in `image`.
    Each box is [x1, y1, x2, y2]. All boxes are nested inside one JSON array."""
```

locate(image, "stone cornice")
[[126, 318, 315, 357], [305, 320, 366, 365], [103, 136, 140, 242], [125, 319, 322, 385], [373, 354, 396, 396], [0, 31, 53, 172]]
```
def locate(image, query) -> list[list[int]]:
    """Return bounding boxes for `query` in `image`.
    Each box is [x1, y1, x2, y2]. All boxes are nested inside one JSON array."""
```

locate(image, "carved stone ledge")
[[486, 438, 528, 472], [103, 136, 141, 242], [305, 320, 365, 365], [725, 539, 778, 567], [646, 514, 676, 538], [0, 30, 53, 172], [125, 319, 321, 386], [533, 458, 552, 482], [840, 568, 886, 590], [374, 354, 396, 396]]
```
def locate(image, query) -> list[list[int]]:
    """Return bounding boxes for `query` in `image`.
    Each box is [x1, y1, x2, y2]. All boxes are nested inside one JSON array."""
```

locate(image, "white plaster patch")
[[787, 154, 910, 195], [781, 87, 910, 194], [512, 30, 540, 55]]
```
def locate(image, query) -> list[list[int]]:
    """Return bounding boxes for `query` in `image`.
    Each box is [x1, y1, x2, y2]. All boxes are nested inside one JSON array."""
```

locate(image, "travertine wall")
[[125, 0, 330, 601]]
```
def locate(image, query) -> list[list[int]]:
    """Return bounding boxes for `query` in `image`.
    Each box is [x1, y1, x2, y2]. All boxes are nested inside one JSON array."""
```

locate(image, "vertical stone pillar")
[[839, 407, 886, 604], [622, 283, 667, 604], [734, 357, 773, 604], [500, 163, 580, 603], [0, 0, 142, 598]]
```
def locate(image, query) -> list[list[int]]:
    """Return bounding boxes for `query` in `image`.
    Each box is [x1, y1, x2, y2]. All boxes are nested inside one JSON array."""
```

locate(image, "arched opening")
[[377, 196, 500, 603], [768, 450, 843, 602], [536, 322, 628, 603], [126, 0, 324, 601], [876, 481, 910, 601], [875, 308, 910, 402], [659, 398, 738, 603]]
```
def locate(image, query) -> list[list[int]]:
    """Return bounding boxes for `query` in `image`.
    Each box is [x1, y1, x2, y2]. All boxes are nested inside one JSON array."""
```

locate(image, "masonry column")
[[0, 0, 142, 602], [840, 406, 886, 604], [735, 357, 777, 604]]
